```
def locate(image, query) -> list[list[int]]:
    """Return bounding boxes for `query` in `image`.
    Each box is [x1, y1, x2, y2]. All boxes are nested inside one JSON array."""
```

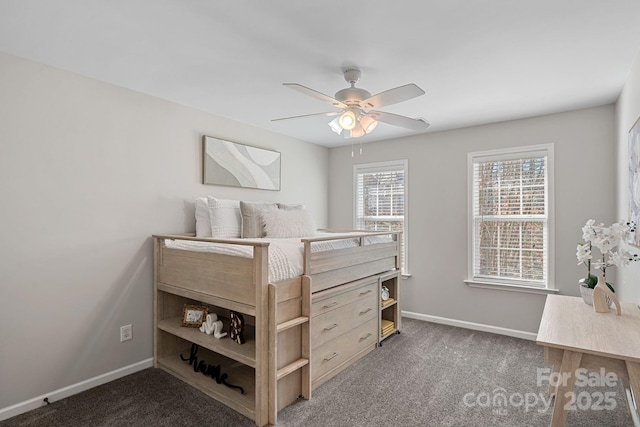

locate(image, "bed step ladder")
[[268, 276, 311, 425]]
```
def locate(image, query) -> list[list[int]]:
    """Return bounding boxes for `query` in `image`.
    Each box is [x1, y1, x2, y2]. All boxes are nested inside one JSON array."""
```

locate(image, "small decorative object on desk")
[[229, 311, 245, 344], [578, 281, 611, 307], [576, 219, 639, 315], [593, 276, 621, 315]]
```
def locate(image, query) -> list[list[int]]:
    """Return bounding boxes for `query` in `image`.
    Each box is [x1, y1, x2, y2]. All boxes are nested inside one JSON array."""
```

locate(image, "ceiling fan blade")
[[370, 111, 430, 130], [361, 84, 425, 109], [283, 83, 348, 109], [271, 111, 340, 122]]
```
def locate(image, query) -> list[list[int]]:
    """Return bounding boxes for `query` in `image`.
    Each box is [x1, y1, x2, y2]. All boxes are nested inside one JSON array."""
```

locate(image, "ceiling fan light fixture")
[[276, 67, 428, 140], [328, 116, 343, 134], [350, 123, 365, 138], [360, 114, 378, 134], [338, 110, 357, 130]]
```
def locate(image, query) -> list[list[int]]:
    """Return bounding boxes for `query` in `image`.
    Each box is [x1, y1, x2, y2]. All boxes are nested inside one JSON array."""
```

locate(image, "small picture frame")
[[181, 304, 208, 327]]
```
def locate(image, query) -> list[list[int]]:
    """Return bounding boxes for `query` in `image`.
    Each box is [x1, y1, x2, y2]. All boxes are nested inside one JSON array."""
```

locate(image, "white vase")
[[579, 283, 595, 305]]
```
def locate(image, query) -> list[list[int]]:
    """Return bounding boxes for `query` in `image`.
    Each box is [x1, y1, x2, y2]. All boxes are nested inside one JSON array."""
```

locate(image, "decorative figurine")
[[593, 276, 621, 315], [229, 311, 245, 344], [199, 313, 228, 338]]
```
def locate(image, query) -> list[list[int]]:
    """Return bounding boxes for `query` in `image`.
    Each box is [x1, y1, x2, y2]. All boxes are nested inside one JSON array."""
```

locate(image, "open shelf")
[[379, 271, 401, 343], [157, 343, 256, 420], [158, 316, 256, 367]]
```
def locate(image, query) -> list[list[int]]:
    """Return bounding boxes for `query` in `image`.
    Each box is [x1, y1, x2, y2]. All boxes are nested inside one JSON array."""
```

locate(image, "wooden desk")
[[537, 295, 640, 427]]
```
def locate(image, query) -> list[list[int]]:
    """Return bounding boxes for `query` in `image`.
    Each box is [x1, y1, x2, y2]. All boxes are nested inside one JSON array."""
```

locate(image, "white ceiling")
[[1, 1, 640, 147]]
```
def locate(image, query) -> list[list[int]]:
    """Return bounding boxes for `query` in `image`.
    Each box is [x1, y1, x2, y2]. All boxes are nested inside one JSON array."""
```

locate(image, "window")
[[354, 160, 408, 274], [468, 145, 554, 289]]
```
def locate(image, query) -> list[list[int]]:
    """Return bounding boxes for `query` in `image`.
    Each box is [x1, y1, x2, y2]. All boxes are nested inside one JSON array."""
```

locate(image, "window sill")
[[464, 280, 559, 295]]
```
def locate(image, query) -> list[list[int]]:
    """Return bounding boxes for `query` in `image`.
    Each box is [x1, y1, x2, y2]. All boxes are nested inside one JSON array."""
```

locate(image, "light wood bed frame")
[[153, 230, 400, 426]]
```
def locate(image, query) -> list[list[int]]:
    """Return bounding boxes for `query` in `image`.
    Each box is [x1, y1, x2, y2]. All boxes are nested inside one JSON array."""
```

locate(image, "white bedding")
[[163, 232, 392, 283]]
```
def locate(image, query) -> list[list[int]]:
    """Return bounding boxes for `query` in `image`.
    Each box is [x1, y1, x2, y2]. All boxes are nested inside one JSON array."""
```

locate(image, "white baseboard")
[[402, 310, 538, 341], [0, 358, 154, 422]]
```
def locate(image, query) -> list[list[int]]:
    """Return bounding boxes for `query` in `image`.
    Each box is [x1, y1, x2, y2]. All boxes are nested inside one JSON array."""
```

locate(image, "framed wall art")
[[202, 136, 281, 190], [630, 116, 640, 246]]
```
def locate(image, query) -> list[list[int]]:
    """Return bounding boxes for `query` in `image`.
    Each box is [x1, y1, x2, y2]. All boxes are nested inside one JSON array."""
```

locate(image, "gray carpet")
[[1, 318, 634, 426]]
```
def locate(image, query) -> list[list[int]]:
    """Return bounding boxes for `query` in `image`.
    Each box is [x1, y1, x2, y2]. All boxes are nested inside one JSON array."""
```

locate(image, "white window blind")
[[469, 145, 553, 288], [354, 160, 408, 274]]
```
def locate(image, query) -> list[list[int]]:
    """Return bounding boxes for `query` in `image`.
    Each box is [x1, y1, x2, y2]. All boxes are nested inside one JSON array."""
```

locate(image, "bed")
[[153, 197, 400, 426]]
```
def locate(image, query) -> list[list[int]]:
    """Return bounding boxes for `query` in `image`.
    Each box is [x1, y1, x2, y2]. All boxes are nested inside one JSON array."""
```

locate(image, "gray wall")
[[615, 50, 640, 304], [329, 105, 616, 334], [0, 52, 328, 411]]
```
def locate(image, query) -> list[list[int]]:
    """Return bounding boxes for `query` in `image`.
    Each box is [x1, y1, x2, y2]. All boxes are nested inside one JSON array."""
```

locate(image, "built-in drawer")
[[311, 318, 377, 382], [311, 279, 377, 318], [311, 294, 377, 349]]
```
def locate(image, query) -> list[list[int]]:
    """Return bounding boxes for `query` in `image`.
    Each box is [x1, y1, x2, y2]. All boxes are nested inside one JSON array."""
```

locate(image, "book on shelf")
[[381, 319, 395, 335], [381, 297, 395, 307]]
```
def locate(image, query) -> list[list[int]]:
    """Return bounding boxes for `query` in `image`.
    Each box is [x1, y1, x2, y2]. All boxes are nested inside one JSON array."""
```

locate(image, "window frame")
[[466, 144, 555, 292], [353, 160, 409, 275]]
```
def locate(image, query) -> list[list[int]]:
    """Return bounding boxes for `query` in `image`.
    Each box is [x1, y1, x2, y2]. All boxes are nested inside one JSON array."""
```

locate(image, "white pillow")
[[262, 208, 317, 238], [194, 197, 212, 237], [240, 201, 277, 238], [207, 196, 241, 238]]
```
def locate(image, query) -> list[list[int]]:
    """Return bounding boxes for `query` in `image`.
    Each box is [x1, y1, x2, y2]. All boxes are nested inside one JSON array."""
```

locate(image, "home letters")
[[180, 343, 245, 394]]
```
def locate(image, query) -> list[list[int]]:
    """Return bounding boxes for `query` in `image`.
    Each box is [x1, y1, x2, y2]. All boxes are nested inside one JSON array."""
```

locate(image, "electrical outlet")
[[120, 324, 132, 342]]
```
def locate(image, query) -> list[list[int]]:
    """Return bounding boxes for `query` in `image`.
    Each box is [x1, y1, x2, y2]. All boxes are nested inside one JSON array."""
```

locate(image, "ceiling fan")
[[272, 68, 430, 138]]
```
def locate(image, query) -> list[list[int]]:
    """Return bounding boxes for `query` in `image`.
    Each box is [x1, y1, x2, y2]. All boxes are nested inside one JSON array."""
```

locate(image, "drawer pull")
[[324, 352, 339, 361], [323, 323, 339, 331], [360, 333, 372, 341], [359, 307, 372, 314], [359, 289, 373, 296], [322, 301, 338, 309]]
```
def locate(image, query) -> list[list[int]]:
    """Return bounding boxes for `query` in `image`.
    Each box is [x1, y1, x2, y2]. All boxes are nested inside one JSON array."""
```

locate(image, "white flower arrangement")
[[576, 219, 638, 290]]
